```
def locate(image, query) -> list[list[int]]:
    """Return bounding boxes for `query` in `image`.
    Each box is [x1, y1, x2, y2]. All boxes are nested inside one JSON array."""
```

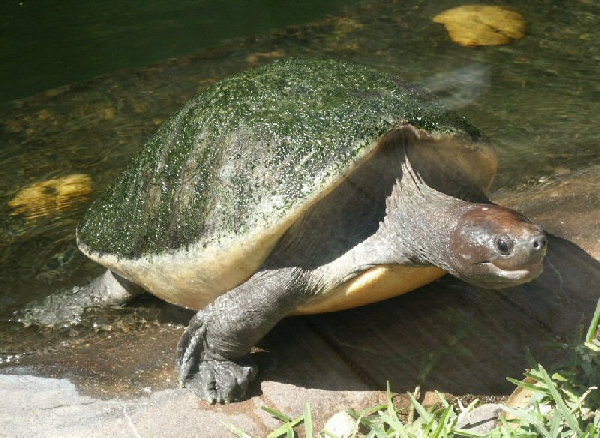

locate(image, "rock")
[[323, 411, 357, 437], [0, 373, 263, 438], [456, 403, 503, 434]]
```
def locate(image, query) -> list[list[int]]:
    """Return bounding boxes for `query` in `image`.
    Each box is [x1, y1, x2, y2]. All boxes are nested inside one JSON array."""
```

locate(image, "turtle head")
[[449, 205, 547, 289]]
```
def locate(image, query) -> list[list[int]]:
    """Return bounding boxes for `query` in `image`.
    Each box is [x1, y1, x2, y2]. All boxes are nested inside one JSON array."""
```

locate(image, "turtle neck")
[[377, 153, 480, 275]]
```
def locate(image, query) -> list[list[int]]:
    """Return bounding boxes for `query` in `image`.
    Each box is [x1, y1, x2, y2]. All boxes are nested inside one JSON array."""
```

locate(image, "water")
[[0, 0, 363, 105], [1, 0, 599, 365]]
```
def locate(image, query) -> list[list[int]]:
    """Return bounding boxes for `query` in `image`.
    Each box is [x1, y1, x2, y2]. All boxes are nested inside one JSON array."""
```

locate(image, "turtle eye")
[[495, 237, 513, 255]]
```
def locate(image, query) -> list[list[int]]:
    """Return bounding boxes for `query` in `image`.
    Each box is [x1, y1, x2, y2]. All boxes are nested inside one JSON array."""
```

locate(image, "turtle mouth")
[[473, 260, 544, 288], [489, 261, 543, 280]]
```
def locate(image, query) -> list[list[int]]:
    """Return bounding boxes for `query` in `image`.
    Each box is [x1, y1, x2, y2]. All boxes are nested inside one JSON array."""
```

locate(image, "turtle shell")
[[77, 58, 487, 310]]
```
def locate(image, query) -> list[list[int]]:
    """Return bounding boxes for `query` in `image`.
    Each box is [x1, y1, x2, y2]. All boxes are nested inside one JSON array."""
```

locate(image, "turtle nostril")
[[532, 235, 548, 251]]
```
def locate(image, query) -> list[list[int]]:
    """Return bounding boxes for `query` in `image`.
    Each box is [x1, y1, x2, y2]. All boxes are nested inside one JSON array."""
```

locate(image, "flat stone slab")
[[0, 373, 381, 437]]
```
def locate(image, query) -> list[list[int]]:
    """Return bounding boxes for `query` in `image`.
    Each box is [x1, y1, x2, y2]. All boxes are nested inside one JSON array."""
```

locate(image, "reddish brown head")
[[449, 205, 547, 289]]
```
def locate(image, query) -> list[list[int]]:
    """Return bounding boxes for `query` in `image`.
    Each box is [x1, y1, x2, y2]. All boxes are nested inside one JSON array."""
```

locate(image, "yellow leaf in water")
[[8, 174, 93, 220], [433, 5, 526, 47]]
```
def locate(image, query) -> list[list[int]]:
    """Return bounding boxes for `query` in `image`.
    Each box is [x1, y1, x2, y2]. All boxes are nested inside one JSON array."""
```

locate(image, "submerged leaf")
[[434, 5, 526, 47]]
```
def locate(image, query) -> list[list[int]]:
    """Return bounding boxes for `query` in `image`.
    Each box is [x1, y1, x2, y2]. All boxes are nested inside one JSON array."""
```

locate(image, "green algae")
[[77, 58, 482, 258]]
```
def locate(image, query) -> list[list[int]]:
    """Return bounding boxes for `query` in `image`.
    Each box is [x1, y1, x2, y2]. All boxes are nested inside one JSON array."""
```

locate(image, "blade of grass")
[[354, 418, 383, 436], [431, 406, 452, 438], [262, 406, 292, 423], [506, 377, 543, 394], [435, 391, 450, 408], [349, 404, 388, 419], [407, 385, 420, 424], [464, 398, 480, 413], [266, 415, 304, 438], [501, 405, 551, 438], [378, 410, 408, 437], [538, 364, 583, 435], [347, 404, 387, 433], [365, 426, 388, 438], [524, 348, 538, 369], [453, 428, 488, 437], [386, 381, 394, 412], [408, 392, 432, 424], [548, 406, 563, 437], [385, 381, 403, 426], [223, 421, 253, 438], [304, 402, 312, 438], [586, 298, 600, 343]]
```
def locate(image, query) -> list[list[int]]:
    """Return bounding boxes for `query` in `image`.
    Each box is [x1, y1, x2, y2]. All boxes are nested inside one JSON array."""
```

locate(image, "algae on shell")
[[77, 59, 482, 260]]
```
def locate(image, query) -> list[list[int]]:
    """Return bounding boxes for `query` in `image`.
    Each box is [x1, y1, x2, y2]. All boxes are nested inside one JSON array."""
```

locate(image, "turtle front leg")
[[176, 312, 258, 403], [176, 268, 307, 404]]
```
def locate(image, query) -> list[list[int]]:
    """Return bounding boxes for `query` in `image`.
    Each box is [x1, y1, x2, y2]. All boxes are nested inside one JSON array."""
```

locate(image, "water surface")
[[0, 0, 363, 104]]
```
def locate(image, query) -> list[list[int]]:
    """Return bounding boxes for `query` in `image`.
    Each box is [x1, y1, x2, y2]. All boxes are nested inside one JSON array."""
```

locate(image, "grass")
[[224, 298, 600, 437]]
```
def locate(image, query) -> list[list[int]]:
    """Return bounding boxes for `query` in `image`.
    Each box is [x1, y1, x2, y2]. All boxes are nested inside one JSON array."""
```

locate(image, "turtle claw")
[[176, 311, 257, 403], [176, 312, 207, 383], [185, 359, 257, 404]]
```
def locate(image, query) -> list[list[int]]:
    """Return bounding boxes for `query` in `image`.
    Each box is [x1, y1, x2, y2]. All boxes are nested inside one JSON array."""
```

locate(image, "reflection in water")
[[8, 174, 92, 221], [419, 63, 490, 110], [0, 0, 599, 383]]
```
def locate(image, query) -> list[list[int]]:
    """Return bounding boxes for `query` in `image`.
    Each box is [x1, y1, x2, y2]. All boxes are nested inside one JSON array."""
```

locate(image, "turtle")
[[68, 58, 546, 403]]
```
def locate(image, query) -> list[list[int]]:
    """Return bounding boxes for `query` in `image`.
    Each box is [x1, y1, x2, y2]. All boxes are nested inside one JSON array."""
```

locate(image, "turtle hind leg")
[[17, 270, 144, 327], [176, 267, 306, 403]]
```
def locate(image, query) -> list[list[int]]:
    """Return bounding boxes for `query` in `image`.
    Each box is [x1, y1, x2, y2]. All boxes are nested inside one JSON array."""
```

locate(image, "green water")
[[1, 0, 599, 360], [1, 0, 362, 104]]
